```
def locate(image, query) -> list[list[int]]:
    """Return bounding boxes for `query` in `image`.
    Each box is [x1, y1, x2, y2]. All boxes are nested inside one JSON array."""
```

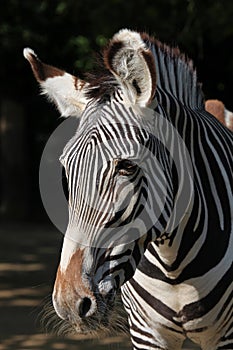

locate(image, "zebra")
[[24, 29, 233, 350]]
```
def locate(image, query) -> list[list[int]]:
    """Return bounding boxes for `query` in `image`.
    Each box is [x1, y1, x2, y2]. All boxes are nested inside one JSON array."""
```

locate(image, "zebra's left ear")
[[23, 48, 89, 117], [103, 29, 156, 107]]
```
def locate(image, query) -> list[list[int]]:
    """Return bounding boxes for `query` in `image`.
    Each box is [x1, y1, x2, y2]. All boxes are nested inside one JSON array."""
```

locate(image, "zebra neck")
[[149, 41, 204, 109]]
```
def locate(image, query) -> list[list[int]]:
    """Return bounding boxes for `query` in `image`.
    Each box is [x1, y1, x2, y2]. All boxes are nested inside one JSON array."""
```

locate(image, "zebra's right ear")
[[103, 29, 156, 107], [23, 48, 89, 117]]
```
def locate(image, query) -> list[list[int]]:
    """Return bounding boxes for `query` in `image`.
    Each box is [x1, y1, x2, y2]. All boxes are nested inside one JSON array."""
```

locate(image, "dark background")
[[0, 0, 233, 223]]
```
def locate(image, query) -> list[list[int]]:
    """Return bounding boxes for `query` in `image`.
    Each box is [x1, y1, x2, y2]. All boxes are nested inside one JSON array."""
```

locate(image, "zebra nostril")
[[78, 297, 93, 318]]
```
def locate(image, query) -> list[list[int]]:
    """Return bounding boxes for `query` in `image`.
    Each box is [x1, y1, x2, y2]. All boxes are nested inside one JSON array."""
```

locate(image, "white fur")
[[97, 277, 115, 296], [23, 47, 89, 117], [112, 29, 146, 52], [224, 108, 233, 129], [109, 29, 155, 107], [23, 47, 37, 60], [59, 236, 80, 272], [41, 73, 89, 117]]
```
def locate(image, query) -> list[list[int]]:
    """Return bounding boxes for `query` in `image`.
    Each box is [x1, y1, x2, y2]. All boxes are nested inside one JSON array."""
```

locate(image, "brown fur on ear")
[[205, 99, 233, 132], [23, 48, 64, 82], [205, 99, 225, 124], [24, 47, 89, 117], [103, 41, 124, 73]]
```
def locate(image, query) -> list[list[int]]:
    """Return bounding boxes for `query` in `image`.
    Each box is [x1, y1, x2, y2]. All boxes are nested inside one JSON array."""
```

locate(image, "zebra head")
[[24, 29, 193, 333]]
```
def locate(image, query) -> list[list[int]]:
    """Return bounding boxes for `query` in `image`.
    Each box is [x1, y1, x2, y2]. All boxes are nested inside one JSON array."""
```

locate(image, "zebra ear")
[[103, 29, 156, 107], [23, 48, 89, 117]]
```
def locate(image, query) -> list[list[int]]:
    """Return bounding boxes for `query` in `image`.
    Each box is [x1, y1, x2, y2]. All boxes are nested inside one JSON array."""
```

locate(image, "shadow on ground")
[[0, 223, 199, 349]]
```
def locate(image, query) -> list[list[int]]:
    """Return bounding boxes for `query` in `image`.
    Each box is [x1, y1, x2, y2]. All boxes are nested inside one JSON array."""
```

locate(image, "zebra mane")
[[85, 54, 118, 102], [141, 34, 205, 109]]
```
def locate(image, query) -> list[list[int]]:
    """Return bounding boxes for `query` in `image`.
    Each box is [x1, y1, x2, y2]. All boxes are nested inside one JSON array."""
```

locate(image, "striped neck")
[[143, 36, 204, 109]]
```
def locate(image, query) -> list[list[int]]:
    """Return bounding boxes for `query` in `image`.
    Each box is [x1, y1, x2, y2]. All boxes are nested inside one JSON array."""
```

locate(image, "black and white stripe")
[[117, 39, 232, 350], [31, 30, 232, 349]]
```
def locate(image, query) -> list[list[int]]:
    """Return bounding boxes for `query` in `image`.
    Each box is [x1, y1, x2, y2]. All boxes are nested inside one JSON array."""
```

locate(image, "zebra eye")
[[116, 159, 137, 176]]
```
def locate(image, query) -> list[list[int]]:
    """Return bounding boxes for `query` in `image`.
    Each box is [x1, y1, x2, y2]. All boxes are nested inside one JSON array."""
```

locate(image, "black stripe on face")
[[62, 167, 69, 201]]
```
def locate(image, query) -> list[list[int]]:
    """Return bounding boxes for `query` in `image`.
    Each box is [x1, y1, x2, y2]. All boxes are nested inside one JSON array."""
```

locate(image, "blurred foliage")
[[0, 0, 233, 219], [1, 0, 233, 103]]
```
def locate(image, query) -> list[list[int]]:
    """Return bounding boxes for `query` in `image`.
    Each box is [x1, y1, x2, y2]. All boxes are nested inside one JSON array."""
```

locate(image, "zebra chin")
[[53, 297, 112, 333], [52, 286, 126, 335]]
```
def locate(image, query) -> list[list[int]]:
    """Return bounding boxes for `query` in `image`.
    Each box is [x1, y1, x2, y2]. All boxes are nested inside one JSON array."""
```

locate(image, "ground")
[[0, 222, 199, 350]]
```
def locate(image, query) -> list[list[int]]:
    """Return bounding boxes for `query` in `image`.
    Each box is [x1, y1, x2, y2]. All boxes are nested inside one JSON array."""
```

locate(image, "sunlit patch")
[[0, 333, 131, 350], [0, 263, 45, 272], [0, 286, 49, 307]]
